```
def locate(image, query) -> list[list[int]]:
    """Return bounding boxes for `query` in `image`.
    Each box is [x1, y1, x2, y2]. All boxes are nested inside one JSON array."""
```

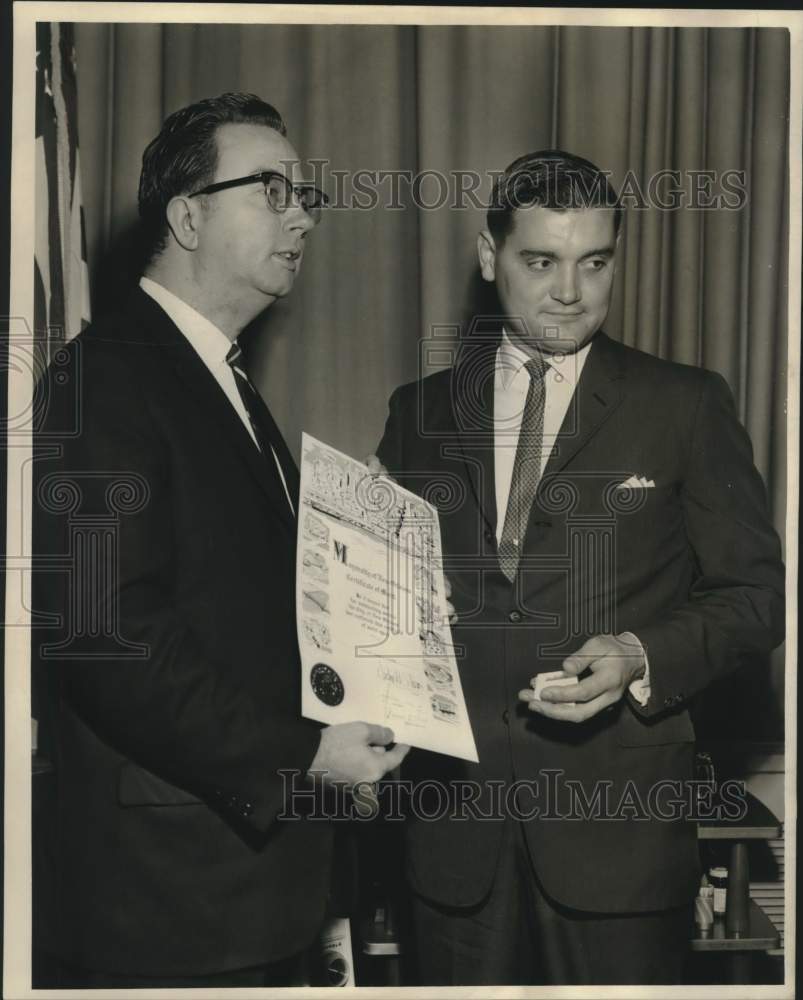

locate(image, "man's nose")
[[550, 265, 580, 305], [284, 193, 315, 234]]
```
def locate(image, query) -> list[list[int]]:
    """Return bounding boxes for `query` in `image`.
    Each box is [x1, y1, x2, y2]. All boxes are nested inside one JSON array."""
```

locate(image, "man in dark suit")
[[32, 92, 407, 988], [376, 150, 784, 985]]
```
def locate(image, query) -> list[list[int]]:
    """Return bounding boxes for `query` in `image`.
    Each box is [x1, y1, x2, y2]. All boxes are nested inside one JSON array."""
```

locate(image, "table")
[[693, 790, 782, 982]]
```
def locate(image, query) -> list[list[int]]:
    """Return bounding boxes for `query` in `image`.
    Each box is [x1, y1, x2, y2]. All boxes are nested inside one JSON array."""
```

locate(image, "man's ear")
[[165, 195, 202, 251], [477, 230, 497, 282]]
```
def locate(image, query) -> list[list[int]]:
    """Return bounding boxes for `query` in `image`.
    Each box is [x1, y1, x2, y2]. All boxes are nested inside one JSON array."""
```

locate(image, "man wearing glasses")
[[32, 92, 408, 988]]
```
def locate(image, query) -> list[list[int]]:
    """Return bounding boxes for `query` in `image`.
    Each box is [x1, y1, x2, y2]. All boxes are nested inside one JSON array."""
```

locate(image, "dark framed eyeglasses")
[[189, 170, 329, 223]]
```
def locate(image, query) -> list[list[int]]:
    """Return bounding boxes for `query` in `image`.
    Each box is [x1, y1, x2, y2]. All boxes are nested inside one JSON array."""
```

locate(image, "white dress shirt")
[[139, 277, 295, 514], [493, 330, 650, 705]]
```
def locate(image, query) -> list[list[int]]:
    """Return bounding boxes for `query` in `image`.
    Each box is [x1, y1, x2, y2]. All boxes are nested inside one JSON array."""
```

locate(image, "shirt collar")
[[497, 328, 593, 392], [139, 277, 235, 369]]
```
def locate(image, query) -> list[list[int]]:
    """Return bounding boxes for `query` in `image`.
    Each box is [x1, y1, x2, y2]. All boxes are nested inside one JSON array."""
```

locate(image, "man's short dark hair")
[[138, 92, 287, 264], [487, 149, 622, 244]]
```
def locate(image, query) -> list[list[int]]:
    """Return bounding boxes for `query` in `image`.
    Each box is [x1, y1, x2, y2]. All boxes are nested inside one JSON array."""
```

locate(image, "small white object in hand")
[[532, 670, 579, 705]]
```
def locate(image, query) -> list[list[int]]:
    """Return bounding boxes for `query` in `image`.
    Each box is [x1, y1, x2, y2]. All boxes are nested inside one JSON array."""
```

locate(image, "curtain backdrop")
[[71, 23, 790, 736]]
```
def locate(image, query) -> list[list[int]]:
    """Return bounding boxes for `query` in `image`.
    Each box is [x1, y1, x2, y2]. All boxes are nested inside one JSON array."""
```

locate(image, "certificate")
[[297, 433, 478, 763]]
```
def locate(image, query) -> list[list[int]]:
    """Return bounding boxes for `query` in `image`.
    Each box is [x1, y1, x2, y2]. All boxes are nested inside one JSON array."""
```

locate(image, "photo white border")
[[6, 4, 801, 998]]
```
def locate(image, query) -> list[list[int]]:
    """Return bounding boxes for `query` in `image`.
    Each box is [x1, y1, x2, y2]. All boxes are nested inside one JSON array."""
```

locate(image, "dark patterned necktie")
[[226, 343, 295, 515], [498, 356, 550, 581]]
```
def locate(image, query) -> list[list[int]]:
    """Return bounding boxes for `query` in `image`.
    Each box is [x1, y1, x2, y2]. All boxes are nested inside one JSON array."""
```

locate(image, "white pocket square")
[[616, 474, 655, 490]]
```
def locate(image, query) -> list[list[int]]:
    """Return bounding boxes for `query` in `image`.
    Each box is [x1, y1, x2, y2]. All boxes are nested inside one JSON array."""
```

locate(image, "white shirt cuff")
[[619, 631, 651, 706]]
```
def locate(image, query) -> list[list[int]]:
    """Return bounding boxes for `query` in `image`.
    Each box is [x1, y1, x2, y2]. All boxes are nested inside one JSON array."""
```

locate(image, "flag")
[[34, 22, 90, 361], [31, 23, 91, 747]]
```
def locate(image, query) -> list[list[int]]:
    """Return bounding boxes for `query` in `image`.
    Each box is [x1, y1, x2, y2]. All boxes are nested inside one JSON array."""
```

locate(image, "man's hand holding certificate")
[[307, 721, 409, 786], [298, 434, 478, 762]]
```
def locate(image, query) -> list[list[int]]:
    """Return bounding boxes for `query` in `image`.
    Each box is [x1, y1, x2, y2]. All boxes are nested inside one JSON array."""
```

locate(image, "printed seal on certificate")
[[310, 663, 345, 706]]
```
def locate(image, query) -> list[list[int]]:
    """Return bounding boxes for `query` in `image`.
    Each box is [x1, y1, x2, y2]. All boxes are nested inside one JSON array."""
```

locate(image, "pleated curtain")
[[72, 23, 790, 736]]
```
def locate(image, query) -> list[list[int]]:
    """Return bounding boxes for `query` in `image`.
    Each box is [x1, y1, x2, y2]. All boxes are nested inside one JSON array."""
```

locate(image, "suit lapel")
[[448, 330, 626, 534], [173, 353, 297, 533], [128, 288, 296, 534], [450, 332, 500, 537], [538, 332, 625, 490]]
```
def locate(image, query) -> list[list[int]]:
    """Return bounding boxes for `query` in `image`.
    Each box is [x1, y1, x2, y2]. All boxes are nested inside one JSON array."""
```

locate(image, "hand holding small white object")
[[518, 633, 647, 723]]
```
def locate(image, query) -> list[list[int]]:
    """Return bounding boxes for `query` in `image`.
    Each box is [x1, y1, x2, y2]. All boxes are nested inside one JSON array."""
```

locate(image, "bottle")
[[694, 878, 714, 936], [709, 866, 728, 917]]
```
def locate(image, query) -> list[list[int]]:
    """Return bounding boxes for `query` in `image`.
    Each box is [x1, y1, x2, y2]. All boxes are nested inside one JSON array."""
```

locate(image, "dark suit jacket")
[[32, 288, 330, 976], [377, 330, 784, 914]]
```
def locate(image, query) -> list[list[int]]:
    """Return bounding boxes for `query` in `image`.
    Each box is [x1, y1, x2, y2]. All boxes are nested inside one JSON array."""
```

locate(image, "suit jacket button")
[[502, 709, 510, 724], [509, 610, 523, 624], [484, 528, 494, 544]]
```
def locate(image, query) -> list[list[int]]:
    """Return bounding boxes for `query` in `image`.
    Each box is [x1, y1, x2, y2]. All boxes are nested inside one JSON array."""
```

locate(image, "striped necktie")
[[498, 356, 550, 581], [226, 343, 295, 516]]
